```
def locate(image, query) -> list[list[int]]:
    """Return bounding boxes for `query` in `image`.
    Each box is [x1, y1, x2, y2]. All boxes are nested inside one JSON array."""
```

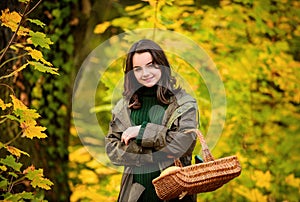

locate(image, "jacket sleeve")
[[105, 114, 156, 166], [140, 102, 198, 159]]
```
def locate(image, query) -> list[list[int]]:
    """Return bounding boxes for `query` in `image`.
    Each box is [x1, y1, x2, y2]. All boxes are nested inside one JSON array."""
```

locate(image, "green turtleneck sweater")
[[130, 86, 167, 202]]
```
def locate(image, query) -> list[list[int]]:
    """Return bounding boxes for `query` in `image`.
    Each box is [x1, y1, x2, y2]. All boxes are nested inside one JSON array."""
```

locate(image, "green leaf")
[[8, 171, 18, 178], [18, 0, 30, 3], [0, 178, 8, 190], [27, 19, 45, 27], [28, 31, 53, 49], [2, 191, 34, 200], [29, 61, 59, 75], [26, 169, 54, 190], [2, 115, 20, 122], [0, 155, 22, 171]]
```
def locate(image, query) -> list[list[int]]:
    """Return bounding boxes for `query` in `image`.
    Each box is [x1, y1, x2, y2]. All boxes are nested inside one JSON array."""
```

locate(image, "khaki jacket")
[[105, 90, 198, 202]]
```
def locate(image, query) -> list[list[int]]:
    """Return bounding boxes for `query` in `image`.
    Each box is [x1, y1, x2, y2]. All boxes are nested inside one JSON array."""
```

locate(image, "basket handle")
[[184, 129, 214, 162]]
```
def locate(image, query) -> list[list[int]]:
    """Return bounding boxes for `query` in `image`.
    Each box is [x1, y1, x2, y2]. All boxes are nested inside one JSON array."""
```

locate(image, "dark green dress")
[[130, 86, 167, 202]]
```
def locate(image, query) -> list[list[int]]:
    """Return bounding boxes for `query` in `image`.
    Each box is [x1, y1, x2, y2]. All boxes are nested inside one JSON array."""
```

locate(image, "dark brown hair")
[[123, 39, 180, 108]]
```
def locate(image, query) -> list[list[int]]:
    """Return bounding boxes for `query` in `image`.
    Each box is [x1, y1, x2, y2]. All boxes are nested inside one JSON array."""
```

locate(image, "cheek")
[[133, 71, 140, 80], [156, 69, 162, 79]]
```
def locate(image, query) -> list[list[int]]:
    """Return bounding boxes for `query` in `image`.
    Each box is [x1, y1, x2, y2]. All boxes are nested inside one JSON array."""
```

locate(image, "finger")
[[121, 133, 126, 142], [125, 136, 129, 145]]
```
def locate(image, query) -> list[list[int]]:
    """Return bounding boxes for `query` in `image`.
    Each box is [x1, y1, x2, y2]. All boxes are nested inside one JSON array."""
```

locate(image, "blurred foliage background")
[[1, 0, 300, 201]]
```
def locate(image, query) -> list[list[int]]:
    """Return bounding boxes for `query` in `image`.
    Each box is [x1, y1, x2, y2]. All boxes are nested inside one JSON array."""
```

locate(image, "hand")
[[121, 125, 141, 145]]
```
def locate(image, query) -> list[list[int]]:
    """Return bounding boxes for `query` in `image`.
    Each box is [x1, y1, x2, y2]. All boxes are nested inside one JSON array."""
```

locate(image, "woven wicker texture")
[[152, 129, 242, 200]]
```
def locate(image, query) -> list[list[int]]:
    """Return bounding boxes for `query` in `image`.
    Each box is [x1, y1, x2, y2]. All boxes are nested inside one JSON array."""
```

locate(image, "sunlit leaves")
[[0, 1, 56, 199], [28, 31, 54, 49], [0, 9, 29, 36], [27, 19, 45, 28], [0, 155, 22, 172], [20, 121, 47, 139], [28, 61, 59, 75], [0, 99, 12, 110], [6, 146, 30, 157], [25, 47, 52, 66], [94, 21, 111, 34], [9, 95, 47, 139], [1, 192, 34, 201], [25, 169, 54, 190]]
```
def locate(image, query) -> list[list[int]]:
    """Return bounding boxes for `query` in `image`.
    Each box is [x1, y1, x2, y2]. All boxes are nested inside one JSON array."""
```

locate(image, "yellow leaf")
[[6, 146, 30, 157], [78, 169, 99, 184], [21, 121, 47, 139], [252, 170, 271, 189], [25, 47, 52, 66], [10, 95, 27, 111], [0, 9, 29, 36], [0, 165, 7, 171], [94, 21, 111, 34], [10, 95, 40, 121], [23, 165, 35, 174], [235, 186, 267, 201], [0, 98, 12, 110], [21, 108, 40, 121], [285, 174, 300, 188]]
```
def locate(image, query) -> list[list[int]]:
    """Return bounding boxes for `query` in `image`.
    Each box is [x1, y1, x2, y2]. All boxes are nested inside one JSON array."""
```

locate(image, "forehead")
[[132, 52, 153, 67]]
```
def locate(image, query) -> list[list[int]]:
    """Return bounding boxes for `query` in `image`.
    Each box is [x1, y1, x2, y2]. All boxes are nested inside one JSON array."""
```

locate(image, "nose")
[[141, 67, 150, 77]]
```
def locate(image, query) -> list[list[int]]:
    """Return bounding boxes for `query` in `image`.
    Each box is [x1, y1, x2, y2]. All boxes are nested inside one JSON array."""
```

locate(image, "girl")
[[105, 39, 198, 202]]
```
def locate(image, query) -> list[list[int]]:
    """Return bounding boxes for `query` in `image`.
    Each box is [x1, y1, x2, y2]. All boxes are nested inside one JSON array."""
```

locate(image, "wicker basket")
[[152, 129, 242, 200]]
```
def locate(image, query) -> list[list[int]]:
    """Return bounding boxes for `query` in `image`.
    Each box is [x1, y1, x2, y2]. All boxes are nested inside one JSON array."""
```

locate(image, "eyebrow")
[[133, 61, 153, 68]]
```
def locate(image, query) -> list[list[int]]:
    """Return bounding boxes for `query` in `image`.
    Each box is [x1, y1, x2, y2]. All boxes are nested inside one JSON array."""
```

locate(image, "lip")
[[143, 77, 154, 83]]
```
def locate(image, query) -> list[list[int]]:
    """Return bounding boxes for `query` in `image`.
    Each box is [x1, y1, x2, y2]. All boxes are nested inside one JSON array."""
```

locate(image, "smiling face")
[[132, 52, 162, 88]]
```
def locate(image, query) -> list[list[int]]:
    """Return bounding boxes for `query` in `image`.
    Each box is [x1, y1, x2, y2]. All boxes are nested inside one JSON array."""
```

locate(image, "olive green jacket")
[[105, 90, 198, 202]]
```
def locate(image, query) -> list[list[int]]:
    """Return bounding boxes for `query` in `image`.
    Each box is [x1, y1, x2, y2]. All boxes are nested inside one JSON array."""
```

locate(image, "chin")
[[143, 83, 156, 88]]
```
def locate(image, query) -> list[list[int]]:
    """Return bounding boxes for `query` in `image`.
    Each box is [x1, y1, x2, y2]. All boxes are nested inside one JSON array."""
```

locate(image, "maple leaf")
[[26, 169, 53, 190], [6, 146, 30, 157], [23, 165, 35, 174], [10, 95, 27, 111], [0, 155, 22, 172], [10, 95, 40, 121], [27, 18, 45, 27], [25, 47, 53, 66], [21, 121, 47, 139], [0, 98, 12, 110], [29, 61, 59, 75], [28, 31, 53, 49], [0, 9, 29, 36], [19, 108, 40, 122], [94, 21, 111, 34]]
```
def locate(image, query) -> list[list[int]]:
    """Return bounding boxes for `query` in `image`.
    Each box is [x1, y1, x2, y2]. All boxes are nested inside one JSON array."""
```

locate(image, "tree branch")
[[0, 1, 31, 62]]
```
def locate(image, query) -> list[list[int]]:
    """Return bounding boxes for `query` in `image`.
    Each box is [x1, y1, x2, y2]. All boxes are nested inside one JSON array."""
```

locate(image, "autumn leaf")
[[253, 170, 271, 189], [0, 155, 22, 172], [6, 146, 30, 157], [26, 169, 54, 190], [10, 95, 40, 121], [25, 47, 53, 66], [29, 61, 59, 75], [2, 191, 35, 200], [0, 98, 12, 110], [27, 18, 45, 27], [28, 31, 53, 49], [94, 21, 111, 34], [23, 165, 35, 174], [0, 9, 29, 36], [10, 95, 27, 111], [21, 121, 47, 139]]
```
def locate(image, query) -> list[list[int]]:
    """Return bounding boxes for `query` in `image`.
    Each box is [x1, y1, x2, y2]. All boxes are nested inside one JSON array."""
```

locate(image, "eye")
[[133, 67, 142, 72], [146, 63, 155, 68]]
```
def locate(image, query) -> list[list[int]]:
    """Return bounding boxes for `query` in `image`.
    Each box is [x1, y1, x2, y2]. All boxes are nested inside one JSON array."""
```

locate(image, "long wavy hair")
[[123, 39, 180, 109]]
